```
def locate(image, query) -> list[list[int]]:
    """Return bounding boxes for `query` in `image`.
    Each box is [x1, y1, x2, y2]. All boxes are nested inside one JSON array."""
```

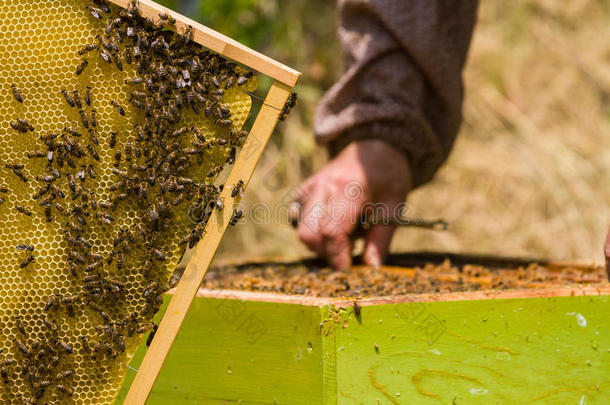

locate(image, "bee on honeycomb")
[[0, 0, 258, 403]]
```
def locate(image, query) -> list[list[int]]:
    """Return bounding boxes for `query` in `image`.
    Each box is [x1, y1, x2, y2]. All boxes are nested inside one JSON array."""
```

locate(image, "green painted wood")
[[332, 295, 610, 405], [321, 305, 341, 405], [117, 296, 324, 404], [117, 293, 610, 404]]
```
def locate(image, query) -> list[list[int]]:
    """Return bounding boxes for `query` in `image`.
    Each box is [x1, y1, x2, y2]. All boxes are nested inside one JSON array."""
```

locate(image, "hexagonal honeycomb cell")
[[0, 0, 257, 403]]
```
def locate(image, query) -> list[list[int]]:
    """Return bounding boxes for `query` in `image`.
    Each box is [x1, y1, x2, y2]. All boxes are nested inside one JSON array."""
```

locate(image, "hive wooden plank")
[[116, 285, 610, 404], [123, 81, 295, 404], [106, 0, 301, 87], [333, 295, 610, 404], [116, 297, 324, 404]]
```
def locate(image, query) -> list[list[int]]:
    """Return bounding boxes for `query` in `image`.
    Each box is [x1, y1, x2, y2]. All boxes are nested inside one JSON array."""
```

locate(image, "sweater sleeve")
[[314, 0, 479, 188]]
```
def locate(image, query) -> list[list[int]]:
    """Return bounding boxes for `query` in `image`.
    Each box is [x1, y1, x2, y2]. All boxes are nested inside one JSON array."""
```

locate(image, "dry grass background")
[[211, 0, 610, 264]]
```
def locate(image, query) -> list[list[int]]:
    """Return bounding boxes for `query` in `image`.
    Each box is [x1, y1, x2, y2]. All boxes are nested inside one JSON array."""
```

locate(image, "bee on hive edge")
[[157, 11, 176, 26], [231, 180, 244, 198], [229, 209, 243, 226]]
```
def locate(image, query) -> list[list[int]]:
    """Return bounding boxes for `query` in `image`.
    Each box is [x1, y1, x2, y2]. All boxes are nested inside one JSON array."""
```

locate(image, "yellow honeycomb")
[[0, 0, 256, 403]]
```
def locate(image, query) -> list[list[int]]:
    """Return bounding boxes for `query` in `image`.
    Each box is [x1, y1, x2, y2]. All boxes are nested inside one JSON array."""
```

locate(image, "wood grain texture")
[[334, 295, 610, 404], [123, 81, 295, 404], [106, 0, 301, 86]]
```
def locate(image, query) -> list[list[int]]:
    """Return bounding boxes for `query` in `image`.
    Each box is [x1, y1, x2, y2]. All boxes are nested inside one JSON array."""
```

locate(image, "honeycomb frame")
[[0, 0, 299, 404]]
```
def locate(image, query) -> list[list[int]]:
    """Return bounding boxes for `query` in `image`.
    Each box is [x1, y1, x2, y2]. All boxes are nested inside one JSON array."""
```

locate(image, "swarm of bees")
[[0, 0, 283, 403]]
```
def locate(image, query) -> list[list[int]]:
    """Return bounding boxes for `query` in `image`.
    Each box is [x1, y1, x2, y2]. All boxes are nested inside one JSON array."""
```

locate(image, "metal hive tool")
[[0, 0, 272, 403]]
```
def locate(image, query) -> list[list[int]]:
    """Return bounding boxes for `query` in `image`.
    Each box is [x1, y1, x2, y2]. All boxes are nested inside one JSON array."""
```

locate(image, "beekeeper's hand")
[[295, 140, 411, 270]]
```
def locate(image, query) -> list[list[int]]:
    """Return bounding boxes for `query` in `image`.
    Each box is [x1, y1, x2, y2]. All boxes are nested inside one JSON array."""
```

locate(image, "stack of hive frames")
[[0, 0, 257, 403]]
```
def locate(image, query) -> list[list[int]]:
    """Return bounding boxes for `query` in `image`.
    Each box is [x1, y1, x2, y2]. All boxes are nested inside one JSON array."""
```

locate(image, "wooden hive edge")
[[187, 284, 610, 306]]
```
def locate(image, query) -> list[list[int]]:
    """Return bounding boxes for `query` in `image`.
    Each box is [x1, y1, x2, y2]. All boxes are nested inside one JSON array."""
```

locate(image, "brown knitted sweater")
[[314, 0, 479, 188]]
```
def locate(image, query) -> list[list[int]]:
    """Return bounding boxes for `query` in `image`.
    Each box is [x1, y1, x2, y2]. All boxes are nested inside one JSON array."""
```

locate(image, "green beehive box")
[[117, 255, 610, 404]]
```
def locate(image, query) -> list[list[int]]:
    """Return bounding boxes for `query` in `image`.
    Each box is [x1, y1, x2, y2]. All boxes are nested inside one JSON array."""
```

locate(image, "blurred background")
[[162, 0, 610, 263]]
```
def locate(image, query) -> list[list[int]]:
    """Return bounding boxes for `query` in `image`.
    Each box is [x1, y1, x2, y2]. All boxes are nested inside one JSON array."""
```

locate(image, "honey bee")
[[68, 251, 85, 265], [146, 324, 159, 347], [87, 144, 100, 161], [36, 174, 56, 183], [13, 338, 28, 355], [279, 92, 298, 121], [229, 209, 243, 226], [108, 131, 119, 149], [231, 180, 244, 198], [79, 109, 89, 128], [206, 165, 223, 178], [15, 206, 33, 216], [237, 72, 253, 86], [104, 342, 117, 359], [73, 90, 82, 109], [151, 248, 166, 261], [60, 89, 75, 108], [87, 5, 103, 19], [78, 43, 98, 55], [79, 335, 91, 354], [56, 384, 74, 396], [34, 389, 45, 401], [11, 84, 23, 103], [214, 196, 223, 211], [55, 370, 74, 380], [226, 147, 236, 165], [116, 334, 126, 353], [87, 128, 99, 146], [75, 58, 88, 76], [35, 380, 51, 389], [9, 167, 28, 183], [157, 11, 176, 26], [111, 99, 126, 116], [137, 322, 155, 334], [50, 184, 65, 199], [0, 366, 9, 384], [217, 119, 233, 127], [43, 318, 57, 332], [10, 118, 34, 133], [44, 294, 59, 312], [99, 48, 112, 64], [97, 212, 113, 225], [113, 54, 124, 71]]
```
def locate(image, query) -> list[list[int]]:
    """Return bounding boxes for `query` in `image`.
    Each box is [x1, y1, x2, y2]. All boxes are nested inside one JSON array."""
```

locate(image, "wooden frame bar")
[[107, 0, 301, 87], [101, 0, 302, 403]]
